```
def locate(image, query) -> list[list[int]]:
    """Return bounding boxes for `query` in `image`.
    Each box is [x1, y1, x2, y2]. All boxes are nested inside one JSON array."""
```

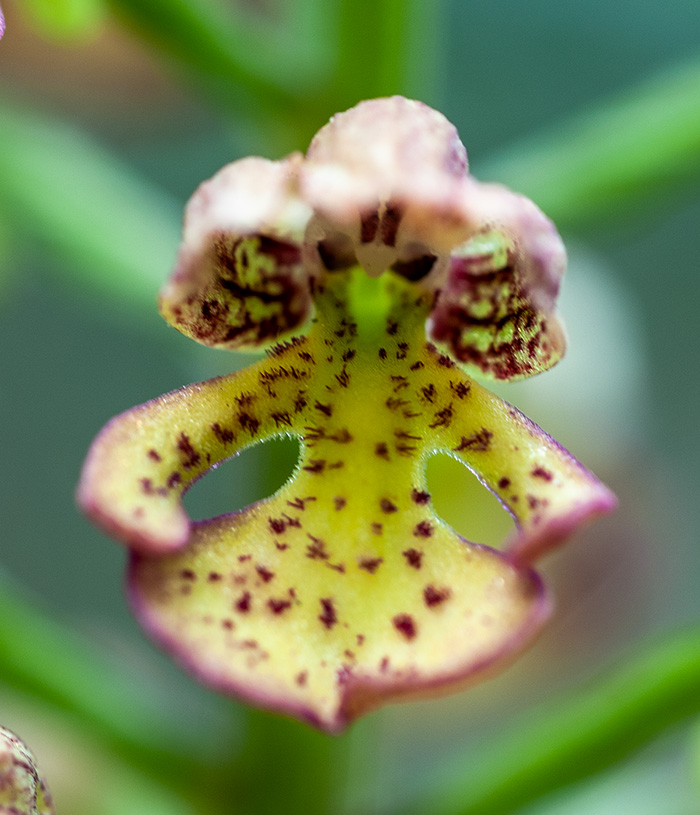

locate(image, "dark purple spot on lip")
[[180, 569, 196, 581], [335, 367, 350, 388], [212, 422, 234, 444], [167, 471, 181, 488], [235, 591, 251, 613], [402, 548, 423, 569], [358, 557, 383, 574], [238, 412, 261, 435], [334, 496, 347, 510], [375, 442, 390, 460], [287, 496, 316, 510], [296, 670, 308, 686], [531, 466, 553, 481], [268, 598, 292, 615], [222, 619, 234, 630], [176, 432, 201, 470], [378, 348, 387, 360], [380, 498, 398, 513], [386, 396, 409, 412], [411, 489, 431, 505], [413, 520, 434, 538], [319, 598, 337, 629], [302, 459, 326, 474], [147, 449, 162, 462], [450, 380, 471, 399], [421, 384, 436, 402], [454, 428, 493, 452], [272, 411, 292, 428], [306, 535, 330, 560], [410, 361, 424, 371], [208, 572, 223, 582], [429, 404, 454, 428], [498, 477, 511, 489], [393, 613, 417, 640], [424, 585, 451, 607], [269, 517, 286, 534], [371, 522, 383, 535], [256, 565, 275, 583]]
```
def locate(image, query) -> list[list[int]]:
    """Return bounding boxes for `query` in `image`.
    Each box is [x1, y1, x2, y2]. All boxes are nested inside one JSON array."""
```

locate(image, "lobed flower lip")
[[79, 97, 616, 731]]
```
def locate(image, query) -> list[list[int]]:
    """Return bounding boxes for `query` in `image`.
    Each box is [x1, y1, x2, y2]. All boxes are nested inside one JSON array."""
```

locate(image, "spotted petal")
[[160, 155, 314, 350], [80, 271, 614, 731], [429, 182, 567, 380]]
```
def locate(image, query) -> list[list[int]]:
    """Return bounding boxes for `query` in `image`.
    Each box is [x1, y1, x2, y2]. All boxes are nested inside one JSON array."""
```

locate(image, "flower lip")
[[79, 96, 616, 732]]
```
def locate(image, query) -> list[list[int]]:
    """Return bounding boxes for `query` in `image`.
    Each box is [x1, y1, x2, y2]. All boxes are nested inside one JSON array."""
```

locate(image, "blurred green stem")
[[335, 0, 440, 102], [229, 709, 351, 815], [482, 59, 700, 229], [406, 630, 700, 815]]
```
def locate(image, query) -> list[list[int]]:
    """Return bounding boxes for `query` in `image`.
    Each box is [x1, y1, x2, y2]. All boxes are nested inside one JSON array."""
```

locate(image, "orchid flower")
[[78, 97, 616, 733], [0, 726, 54, 815]]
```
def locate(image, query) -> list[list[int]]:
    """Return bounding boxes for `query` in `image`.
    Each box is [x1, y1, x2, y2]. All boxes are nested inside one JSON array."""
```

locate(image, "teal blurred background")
[[1, 1, 700, 813]]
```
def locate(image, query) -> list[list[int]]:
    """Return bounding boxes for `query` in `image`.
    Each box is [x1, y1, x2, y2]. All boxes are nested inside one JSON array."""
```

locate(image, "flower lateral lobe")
[[429, 183, 568, 380], [160, 155, 313, 350], [79, 97, 616, 731]]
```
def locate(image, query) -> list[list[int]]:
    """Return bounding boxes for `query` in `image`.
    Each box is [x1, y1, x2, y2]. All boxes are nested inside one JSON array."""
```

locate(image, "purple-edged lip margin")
[[127, 533, 551, 735]]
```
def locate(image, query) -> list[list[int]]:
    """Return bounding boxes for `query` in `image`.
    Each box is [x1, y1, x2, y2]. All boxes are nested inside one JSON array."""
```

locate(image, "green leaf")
[[0, 570, 217, 788], [0, 100, 180, 316], [482, 60, 700, 228], [407, 630, 700, 815]]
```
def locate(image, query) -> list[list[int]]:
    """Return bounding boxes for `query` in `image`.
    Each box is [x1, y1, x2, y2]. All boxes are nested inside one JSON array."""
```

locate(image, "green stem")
[[228, 709, 351, 815], [405, 629, 700, 815], [335, 0, 441, 103]]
